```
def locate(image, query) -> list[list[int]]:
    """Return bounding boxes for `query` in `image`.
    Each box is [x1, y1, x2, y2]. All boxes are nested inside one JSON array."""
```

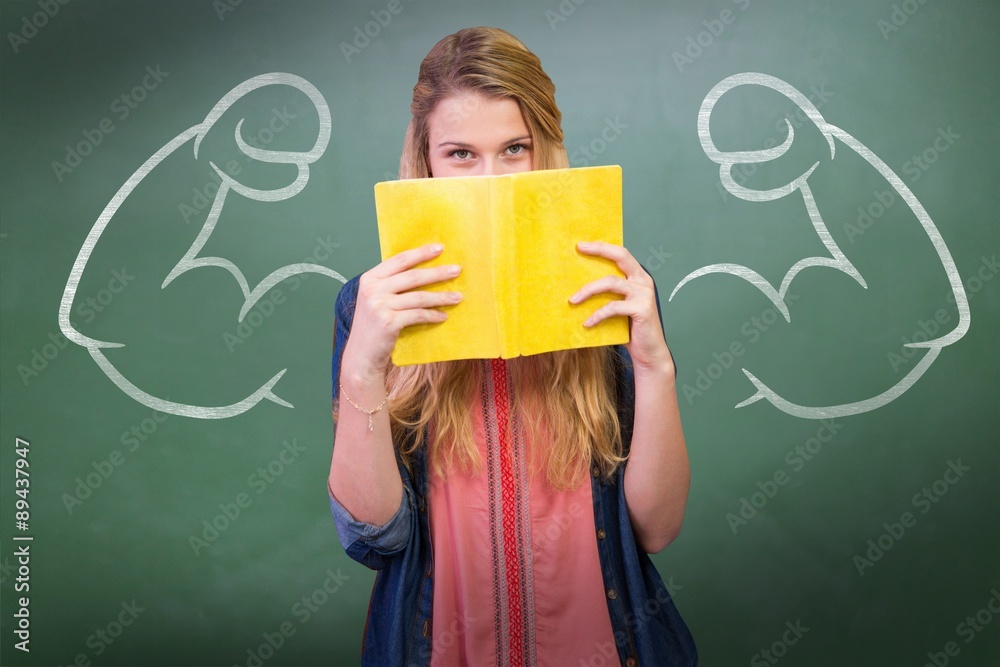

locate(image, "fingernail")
[[430, 243, 444, 253], [447, 265, 461, 276]]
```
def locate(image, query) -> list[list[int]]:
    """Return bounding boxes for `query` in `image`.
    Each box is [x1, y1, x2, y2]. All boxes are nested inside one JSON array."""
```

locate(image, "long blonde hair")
[[389, 27, 624, 489]]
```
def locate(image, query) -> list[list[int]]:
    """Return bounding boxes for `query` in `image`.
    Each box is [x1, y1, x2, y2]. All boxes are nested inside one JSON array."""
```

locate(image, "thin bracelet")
[[339, 383, 389, 433]]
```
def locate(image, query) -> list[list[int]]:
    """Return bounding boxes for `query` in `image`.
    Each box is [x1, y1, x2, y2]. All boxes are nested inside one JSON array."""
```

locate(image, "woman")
[[328, 26, 696, 666]]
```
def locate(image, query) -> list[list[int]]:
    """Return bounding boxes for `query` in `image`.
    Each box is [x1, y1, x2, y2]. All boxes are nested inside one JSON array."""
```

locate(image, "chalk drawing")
[[59, 73, 343, 419], [671, 72, 970, 418]]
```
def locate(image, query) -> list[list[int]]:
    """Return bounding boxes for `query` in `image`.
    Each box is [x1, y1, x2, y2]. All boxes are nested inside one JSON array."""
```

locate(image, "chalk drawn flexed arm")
[[670, 72, 970, 418], [59, 73, 344, 419]]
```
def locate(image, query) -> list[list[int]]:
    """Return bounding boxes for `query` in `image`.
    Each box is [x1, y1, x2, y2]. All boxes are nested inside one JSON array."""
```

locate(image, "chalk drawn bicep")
[[674, 72, 970, 419], [59, 73, 341, 419]]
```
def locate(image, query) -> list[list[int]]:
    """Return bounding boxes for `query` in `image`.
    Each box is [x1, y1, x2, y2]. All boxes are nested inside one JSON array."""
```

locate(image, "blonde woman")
[[328, 27, 696, 666]]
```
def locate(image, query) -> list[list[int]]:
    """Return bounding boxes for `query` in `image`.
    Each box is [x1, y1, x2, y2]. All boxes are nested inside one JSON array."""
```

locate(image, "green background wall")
[[1, 0, 997, 665]]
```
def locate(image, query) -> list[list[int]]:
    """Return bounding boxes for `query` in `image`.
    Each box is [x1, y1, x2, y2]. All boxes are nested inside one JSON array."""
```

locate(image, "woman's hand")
[[571, 241, 689, 553], [341, 243, 462, 382], [569, 241, 672, 372], [331, 243, 461, 526]]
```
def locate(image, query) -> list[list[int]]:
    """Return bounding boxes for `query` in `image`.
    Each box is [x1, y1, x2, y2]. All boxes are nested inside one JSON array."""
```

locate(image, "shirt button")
[[625, 658, 638, 667], [596, 528, 607, 540], [422, 619, 430, 637], [592, 465, 600, 477], [606, 588, 618, 600]]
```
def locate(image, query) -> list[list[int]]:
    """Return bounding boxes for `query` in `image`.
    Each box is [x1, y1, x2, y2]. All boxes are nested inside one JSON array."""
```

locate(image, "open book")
[[374, 165, 629, 366]]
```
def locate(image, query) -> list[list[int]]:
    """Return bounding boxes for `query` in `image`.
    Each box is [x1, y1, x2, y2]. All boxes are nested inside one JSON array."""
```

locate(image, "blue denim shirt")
[[330, 276, 697, 666]]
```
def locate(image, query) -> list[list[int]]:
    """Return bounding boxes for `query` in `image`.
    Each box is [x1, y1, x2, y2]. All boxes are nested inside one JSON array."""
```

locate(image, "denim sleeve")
[[643, 264, 677, 374], [331, 275, 360, 403], [328, 485, 413, 557]]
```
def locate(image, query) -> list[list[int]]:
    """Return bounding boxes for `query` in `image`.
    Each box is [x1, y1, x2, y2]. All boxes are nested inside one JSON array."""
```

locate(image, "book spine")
[[491, 175, 517, 359]]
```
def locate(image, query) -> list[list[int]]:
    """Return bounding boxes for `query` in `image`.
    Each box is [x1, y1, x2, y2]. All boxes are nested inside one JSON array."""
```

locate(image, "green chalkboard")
[[1, 1, 997, 665]]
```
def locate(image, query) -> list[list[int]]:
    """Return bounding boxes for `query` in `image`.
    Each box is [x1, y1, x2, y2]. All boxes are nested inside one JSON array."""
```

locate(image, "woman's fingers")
[[364, 243, 461, 298], [378, 290, 461, 335], [344, 245, 462, 376], [391, 289, 463, 311], [568, 241, 662, 333], [582, 298, 640, 328], [350, 242, 462, 366], [576, 241, 650, 283], [570, 275, 632, 305], [391, 306, 450, 329], [368, 243, 445, 279], [381, 263, 461, 295]]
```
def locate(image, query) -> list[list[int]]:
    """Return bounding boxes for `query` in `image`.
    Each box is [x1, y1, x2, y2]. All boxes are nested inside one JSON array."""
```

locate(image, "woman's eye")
[[506, 143, 528, 155], [452, 149, 471, 159]]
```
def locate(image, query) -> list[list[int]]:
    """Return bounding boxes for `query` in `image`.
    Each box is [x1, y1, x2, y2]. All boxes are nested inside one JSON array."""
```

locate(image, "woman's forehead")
[[428, 93, 529, 146]]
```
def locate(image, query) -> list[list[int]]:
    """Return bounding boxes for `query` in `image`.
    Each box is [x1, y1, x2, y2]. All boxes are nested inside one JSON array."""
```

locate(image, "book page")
[[512, 166, 630, 356], [375, 177, 502, 365]]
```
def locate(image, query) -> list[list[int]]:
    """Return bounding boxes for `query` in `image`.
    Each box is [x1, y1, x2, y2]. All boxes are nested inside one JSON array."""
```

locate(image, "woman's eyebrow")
[[435, 136, 532, 150]]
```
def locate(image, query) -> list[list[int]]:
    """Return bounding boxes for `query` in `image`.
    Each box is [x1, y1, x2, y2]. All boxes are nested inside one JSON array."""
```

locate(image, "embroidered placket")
[[483, 358, 536, 667]]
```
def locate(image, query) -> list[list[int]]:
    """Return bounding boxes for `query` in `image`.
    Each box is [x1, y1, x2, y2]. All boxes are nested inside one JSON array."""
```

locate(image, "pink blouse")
[[429, 358, 619, 666]]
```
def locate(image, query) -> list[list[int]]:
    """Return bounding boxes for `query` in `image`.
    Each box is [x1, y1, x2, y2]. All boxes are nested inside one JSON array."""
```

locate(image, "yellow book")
[[375, 165, 629, 366]]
